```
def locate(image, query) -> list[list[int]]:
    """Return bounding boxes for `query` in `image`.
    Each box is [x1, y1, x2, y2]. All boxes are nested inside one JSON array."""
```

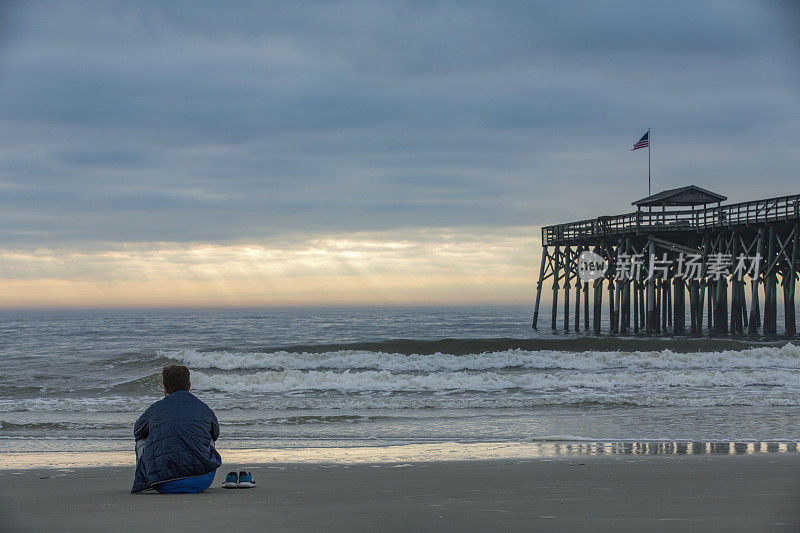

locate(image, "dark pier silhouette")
[[532, 185, 800, 335]]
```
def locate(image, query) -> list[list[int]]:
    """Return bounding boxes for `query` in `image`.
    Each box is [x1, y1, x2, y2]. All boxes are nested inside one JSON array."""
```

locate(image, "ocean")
[[1, 306, 799, 465]]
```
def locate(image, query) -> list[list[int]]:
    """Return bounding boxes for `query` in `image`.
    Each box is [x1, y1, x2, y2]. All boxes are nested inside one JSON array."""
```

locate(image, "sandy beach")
[[1, 455, 799, 532]]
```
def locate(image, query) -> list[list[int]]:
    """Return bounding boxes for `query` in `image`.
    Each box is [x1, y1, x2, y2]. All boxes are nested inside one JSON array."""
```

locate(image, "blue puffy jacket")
[[131, 390, 222, 493]]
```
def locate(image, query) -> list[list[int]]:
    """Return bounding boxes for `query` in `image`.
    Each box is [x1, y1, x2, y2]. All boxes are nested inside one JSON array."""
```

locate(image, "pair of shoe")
[[222, 470, 256, 489]]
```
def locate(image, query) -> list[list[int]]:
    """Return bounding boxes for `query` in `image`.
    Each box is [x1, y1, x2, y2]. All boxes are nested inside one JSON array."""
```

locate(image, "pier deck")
[[544, 194, 800, 246]]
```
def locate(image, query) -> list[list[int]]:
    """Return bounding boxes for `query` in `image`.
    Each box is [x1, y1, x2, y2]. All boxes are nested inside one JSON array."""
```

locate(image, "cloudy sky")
[[0, 1, 798, 308]]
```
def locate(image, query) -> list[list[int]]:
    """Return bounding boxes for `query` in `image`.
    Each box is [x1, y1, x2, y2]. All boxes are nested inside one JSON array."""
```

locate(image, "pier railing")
[[542, 193, 800, 245]]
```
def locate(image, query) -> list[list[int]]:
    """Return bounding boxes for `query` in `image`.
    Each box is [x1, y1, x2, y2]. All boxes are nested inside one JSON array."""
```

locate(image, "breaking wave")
[[191, 368, 800, 394], [162, 343, 800, 373]]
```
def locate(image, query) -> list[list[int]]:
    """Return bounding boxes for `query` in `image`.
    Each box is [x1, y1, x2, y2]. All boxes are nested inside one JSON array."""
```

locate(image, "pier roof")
[[632, 185, 726, 207]]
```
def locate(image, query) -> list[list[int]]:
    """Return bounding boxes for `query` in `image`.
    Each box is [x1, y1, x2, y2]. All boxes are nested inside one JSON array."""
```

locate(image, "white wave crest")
[[4, 392, 799, 412], [161, 343, 800, 373], [200, 391, 800, 409], [191, 368, 800, 394], [0, 397, 150, 413]]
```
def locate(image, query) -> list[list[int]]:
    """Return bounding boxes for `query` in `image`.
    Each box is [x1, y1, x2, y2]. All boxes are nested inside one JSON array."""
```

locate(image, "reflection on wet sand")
[[2, 441, 799, 470], [567, 441, 797, 456]]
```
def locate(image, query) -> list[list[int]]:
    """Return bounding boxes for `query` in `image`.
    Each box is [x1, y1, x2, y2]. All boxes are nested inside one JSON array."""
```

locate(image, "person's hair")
[[162, 365, 190, 394]]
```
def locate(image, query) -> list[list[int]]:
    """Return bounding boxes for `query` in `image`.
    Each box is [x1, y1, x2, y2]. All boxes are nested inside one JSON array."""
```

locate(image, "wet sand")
[[1, 455, 799, 532]]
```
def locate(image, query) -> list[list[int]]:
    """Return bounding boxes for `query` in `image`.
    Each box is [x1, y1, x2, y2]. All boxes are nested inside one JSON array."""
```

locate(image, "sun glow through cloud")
[[0, 228, 540, 308]]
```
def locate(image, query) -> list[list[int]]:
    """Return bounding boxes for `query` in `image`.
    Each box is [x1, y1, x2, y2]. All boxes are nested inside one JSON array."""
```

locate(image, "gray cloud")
[[0, 0, 798, 248]]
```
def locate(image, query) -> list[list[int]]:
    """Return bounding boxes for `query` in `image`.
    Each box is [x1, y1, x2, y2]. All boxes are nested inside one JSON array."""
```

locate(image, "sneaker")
[[222, 471, 239, 488], [237, 470, 255, 488]]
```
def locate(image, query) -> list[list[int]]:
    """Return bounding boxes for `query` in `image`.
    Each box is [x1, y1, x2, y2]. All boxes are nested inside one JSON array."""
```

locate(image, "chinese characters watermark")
[[578, 252, 761, 283]]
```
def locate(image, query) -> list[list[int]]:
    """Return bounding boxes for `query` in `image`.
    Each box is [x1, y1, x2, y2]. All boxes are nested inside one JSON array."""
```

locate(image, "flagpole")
[[647, 128, 653, 196]]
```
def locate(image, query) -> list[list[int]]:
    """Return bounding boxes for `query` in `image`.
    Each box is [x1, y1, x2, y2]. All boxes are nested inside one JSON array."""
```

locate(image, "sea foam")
[[190, 367, 800, 393], [162, 343, 800, 372]]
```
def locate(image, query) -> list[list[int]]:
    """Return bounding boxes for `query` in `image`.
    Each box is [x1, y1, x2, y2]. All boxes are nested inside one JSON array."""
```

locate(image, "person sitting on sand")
[[131, 365, 221, 494]]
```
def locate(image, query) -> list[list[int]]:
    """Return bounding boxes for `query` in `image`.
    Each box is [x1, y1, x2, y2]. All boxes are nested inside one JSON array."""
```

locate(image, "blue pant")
[[155, 470, 216, 494], [135, 439, 217, 494]]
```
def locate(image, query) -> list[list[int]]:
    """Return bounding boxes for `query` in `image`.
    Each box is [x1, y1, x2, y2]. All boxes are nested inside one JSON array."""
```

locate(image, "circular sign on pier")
[[578, 251, 607, 282]]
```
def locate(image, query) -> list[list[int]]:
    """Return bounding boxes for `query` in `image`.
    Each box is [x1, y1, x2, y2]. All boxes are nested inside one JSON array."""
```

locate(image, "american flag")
[[631, 131, 649, 151]]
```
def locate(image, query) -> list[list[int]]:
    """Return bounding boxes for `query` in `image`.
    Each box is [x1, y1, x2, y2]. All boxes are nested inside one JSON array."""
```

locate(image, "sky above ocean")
[[0, 1, 798, 308]]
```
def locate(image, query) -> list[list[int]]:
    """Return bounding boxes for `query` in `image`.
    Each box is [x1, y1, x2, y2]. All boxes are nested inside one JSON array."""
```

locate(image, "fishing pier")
[[532, 186, 800, 335]]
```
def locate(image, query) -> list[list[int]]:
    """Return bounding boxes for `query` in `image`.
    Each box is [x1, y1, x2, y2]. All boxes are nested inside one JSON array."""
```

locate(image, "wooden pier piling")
[[764, 227, 777, 335], [673, 278, 685, 335], [786, 223, 799, 335], [593, 277, 603, 334], [635, 282, 641, 331], [574, 276, 581, 332], [563, 247, 570, 332], [583, 278, 589, 332]]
